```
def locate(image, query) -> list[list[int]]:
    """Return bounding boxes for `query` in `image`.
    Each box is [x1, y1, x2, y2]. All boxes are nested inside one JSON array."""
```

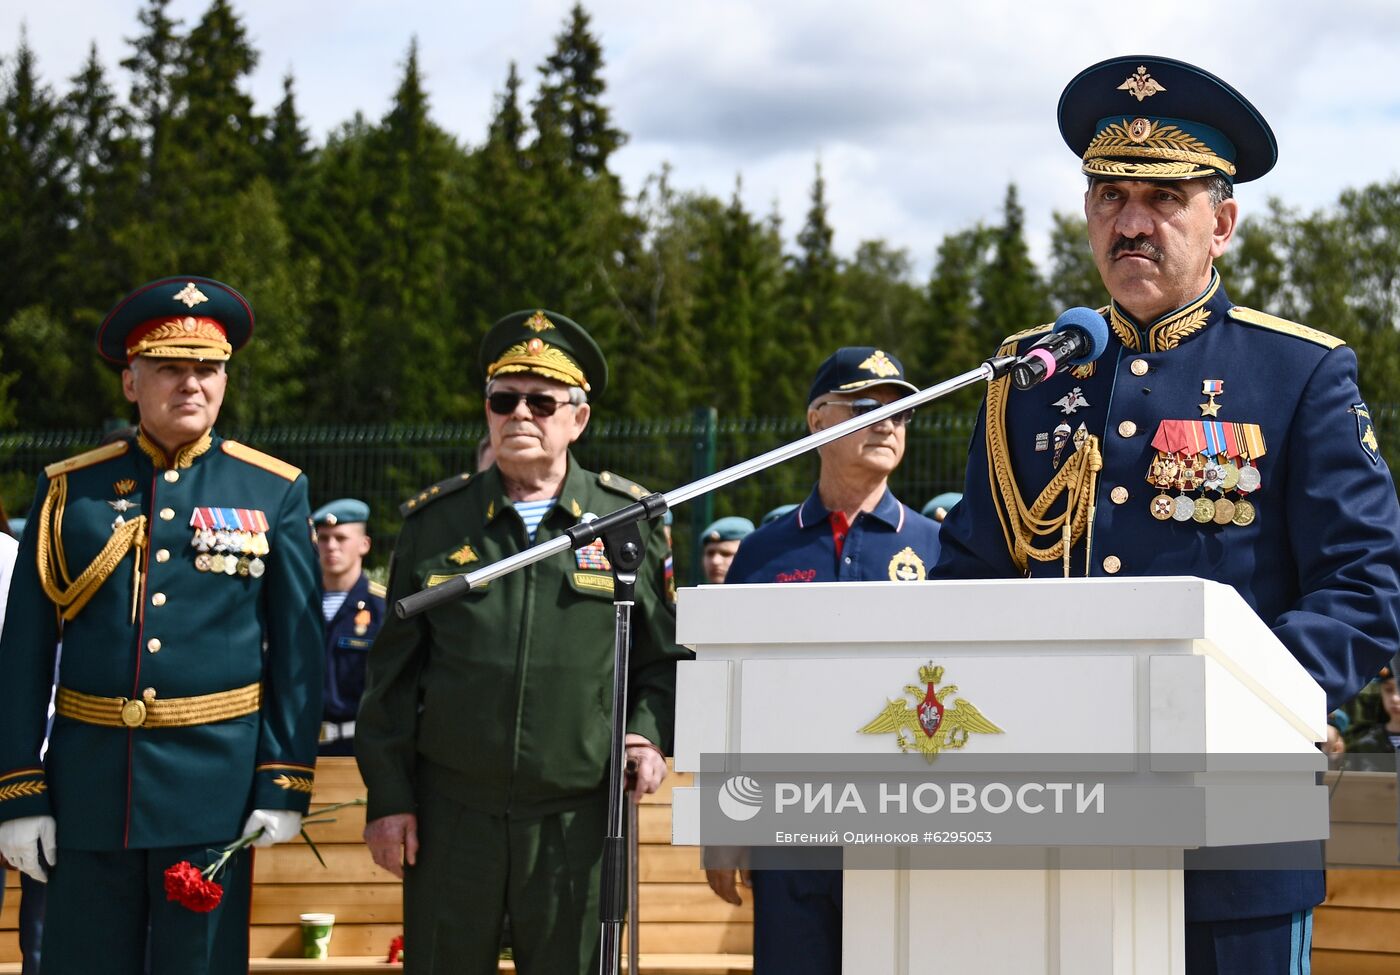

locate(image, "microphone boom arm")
[[394, 355, 1016, 618]]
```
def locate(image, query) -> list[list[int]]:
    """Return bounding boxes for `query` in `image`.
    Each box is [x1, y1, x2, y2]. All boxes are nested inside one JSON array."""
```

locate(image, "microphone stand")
[[395, 354, 1017, 975]]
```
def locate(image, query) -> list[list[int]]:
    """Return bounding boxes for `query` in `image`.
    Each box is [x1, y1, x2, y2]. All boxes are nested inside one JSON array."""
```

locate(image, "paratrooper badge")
[[1052, 387, 1090, 415], [353, 603, 372, 637], [887, 546, 926, 582], [859, 663, 1003, 761]]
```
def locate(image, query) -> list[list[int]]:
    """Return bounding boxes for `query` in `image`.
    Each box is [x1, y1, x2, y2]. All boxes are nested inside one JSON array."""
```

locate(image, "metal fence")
[[6, 403, 1397, 586], [0, 409, 978, 586]]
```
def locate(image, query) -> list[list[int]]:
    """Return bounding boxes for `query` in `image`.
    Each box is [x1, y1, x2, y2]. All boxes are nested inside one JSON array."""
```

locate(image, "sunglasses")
[[487, 391, 573, 417], [815, 398, 915, 426]]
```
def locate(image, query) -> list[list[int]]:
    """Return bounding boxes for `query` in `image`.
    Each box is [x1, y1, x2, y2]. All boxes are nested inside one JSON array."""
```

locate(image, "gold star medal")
[[1200, 379, 1223, 417]]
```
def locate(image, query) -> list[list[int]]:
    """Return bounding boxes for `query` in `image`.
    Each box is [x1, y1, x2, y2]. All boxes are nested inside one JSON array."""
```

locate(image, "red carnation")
[[387, 935, 405, 963], [163, 860, 224, 913]]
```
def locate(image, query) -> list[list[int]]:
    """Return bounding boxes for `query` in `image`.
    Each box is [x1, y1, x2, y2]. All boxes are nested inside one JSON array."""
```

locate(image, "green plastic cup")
[[300, 913, 335, 958]]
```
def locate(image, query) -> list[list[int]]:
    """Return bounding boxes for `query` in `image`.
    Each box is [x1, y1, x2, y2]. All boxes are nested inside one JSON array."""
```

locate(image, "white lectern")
[[671, 577, 1327, 975]]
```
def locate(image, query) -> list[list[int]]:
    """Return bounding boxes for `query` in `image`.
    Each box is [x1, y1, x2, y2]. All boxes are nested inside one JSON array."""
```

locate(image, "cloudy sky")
[[7, 1, 1400, 274]]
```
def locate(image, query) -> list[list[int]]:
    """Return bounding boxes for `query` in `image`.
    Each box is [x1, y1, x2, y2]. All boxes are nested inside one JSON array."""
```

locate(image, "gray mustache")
[[1111, 237, 1164, 260]]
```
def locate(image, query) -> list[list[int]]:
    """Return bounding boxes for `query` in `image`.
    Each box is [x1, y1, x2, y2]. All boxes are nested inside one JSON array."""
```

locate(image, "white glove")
[[0, 815, 57, 882], [241, 809, 302, 847]]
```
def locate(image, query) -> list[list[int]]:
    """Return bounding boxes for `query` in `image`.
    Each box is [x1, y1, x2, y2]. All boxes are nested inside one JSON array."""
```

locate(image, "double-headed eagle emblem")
[[859, 663, 1003, 761]]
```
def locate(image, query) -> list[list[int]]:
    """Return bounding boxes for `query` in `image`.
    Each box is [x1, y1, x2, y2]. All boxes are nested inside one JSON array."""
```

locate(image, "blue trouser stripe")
[[1287, 909, 1314, 974]]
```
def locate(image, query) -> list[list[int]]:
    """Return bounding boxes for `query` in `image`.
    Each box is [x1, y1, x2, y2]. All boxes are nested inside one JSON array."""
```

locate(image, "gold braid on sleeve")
[[35, 474, 148, 621], [985, 340, 1103, 576]]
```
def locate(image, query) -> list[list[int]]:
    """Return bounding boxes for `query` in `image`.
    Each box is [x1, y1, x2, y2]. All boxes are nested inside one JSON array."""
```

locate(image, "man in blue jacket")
[[935, 56, 1400, 972], [705, 346, 941, 975]]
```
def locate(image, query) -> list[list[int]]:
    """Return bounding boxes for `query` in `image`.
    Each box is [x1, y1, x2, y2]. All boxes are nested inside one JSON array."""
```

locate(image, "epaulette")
[[598, 470, 651, 500], [401, 471, 473, 518], [1229, 306, 1345, 350], [1000, 322, 1053, 348], [368, 580, 387, 598], [221, 441, 302, 481], [44, 441, 128, 479]]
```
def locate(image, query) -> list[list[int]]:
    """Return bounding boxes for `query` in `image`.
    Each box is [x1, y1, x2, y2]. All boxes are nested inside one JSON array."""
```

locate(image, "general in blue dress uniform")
[[312, 498, 386, 757], [706, 346, 941, 975], [0, 277, 324, 975], [935, 56, 1400, 974]]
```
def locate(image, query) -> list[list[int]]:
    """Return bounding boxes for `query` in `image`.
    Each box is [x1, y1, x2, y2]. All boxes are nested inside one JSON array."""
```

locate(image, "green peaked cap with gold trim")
[[479, 309, 608, 399], [97, 275, 254, 364], [1058, 55, 1277, 184]]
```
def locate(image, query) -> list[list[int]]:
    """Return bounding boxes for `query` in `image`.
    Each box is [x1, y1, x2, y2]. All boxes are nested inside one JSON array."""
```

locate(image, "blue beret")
[[1058, 56, 1276, 184], [701, 516, 755, 544], [312, 498, 370, 527], [761, 503, 799, 527], [921, 492, 963, 522], [808, 347, 917, 406]]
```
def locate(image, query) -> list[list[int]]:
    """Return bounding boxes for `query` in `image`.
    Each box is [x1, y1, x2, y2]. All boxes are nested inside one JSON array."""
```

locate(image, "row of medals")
[[191, 527, 267, 578], [1145, 452, 1261, 526]]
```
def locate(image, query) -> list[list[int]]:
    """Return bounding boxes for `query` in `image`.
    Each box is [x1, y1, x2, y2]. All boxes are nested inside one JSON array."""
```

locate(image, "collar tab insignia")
[[859, 662, 1003, 761], [1118, 65, 1166, 102]]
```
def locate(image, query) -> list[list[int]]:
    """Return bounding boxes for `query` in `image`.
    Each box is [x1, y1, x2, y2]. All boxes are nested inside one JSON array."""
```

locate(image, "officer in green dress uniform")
[[357, 309, 687, 975], [0, 276, 324, 975]]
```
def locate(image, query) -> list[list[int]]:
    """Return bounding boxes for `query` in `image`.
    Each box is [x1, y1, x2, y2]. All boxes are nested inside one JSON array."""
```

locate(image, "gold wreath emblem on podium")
[[859, 663, 1003, 761]]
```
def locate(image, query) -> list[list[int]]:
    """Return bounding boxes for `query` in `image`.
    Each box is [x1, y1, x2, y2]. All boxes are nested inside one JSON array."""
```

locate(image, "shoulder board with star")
[[597, 470, 651, 500], [1229, 306, 1345, 350], [400, 471, 474, 518], [44, 440, 129, 479], [367, 580, 387, 598], [221, 441, 302, 481]]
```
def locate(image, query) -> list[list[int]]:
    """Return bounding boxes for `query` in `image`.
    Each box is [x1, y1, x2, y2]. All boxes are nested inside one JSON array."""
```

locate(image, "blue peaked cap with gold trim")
[[808, 347, 918, 406], [1058, 56, 1277, 184]]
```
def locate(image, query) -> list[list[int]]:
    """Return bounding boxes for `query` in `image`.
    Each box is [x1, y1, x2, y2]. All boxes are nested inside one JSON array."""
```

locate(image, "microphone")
[[1010, 307, 1110, 390]]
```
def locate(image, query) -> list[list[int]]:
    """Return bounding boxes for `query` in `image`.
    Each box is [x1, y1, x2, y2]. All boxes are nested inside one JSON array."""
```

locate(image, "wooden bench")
[[1314, 768, 1400, 974], [0, 758, 752, 974]]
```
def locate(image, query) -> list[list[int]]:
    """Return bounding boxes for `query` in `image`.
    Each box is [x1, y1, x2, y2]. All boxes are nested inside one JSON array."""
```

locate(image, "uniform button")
[[1110, 486, 1129, 505], [147, 638, 162, 653], [151, 593, 166, 607], [1130, 359, 1149, 376], [159, 507, 175, 521], [1117, 420, 1137, 438], [1102, 556, 1122, 574], [164, 470, 179, 483], [156, 549, 170, 563]]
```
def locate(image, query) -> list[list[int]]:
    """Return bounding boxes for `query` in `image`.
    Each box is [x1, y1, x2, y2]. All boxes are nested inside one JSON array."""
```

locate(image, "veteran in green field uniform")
[[0, 277, 324, 975], [357, 309, 686, 975]]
